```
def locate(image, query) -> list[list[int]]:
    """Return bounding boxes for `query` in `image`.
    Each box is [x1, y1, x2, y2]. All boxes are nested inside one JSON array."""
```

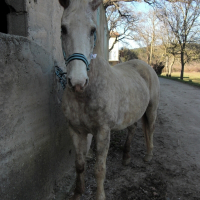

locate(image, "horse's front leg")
[[69, 126, 87, 200], [94, 127, 110, 200]]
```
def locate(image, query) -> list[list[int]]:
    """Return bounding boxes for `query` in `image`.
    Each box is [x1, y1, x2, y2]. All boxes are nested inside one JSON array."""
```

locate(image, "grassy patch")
[[159, 72, 200, 88]]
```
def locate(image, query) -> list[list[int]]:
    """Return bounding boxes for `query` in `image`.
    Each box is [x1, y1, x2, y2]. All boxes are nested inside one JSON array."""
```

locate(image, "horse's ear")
[[59, 0, 70, 9], [90, 0, 102, 11]]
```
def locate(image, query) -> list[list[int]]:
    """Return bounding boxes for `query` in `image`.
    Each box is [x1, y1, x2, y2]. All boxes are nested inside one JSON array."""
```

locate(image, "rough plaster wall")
[[27, 0, 65, 68], [0, 33, 75, 200], [100, 4, 109, 61], [94, 4, 109, 60]]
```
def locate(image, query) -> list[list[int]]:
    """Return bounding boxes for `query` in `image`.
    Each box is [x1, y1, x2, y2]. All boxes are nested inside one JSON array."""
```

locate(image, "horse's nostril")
[[68, 78, 73, 88], [84, 78, 89, 87]]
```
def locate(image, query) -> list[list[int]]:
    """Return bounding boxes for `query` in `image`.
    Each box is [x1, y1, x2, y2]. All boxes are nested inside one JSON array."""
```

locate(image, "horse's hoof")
[[96, 195, 105, 200], [144, 154, 153, 162], [122, 157, 131, 166], [96, 191, 105, 200]]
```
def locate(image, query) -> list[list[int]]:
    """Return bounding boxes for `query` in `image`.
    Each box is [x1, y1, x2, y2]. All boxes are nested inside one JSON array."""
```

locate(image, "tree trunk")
[[165, 55, 169, 76], [180, 50, 185, 80], [150, 32, 154, 65], [150, 41, 153, 65], [169, 55, 175, 77], [147, 46, 150, 65]]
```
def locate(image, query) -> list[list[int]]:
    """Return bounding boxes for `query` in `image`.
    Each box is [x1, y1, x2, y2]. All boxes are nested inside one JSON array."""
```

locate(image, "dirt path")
[[70, 78, 200, 200]]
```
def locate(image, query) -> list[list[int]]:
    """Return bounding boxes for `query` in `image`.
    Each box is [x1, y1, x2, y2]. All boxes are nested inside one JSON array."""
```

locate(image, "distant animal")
[[152, 61, 165, 75], [58, 0, 160, 199]]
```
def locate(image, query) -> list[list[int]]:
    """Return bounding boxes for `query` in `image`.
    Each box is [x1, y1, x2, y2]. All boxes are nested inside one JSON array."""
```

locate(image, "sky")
[[118, 2, 150, 49], [133, 1, 151, 12]]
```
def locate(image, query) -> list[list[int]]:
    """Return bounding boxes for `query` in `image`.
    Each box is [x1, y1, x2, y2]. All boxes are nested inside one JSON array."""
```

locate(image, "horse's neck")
[[88, 56, 111, 85]]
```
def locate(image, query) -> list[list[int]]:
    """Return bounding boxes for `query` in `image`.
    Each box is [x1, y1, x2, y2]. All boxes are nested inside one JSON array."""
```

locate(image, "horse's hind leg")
[[69, 126, 87, 200], [122, 123, 137, 166], [142, 104, 157, 162]]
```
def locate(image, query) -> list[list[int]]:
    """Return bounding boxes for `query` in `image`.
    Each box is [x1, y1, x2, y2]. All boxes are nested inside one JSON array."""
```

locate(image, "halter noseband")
[[65, 53, 90, 71], [62, 31, 97, 72]]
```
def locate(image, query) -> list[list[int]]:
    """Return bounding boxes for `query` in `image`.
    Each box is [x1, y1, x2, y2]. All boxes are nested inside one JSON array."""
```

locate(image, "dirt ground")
[[68, 77, 200, 200]]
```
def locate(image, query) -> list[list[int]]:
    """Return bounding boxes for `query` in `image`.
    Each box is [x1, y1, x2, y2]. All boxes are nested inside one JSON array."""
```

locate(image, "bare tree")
[[105, 0, 197, 60], [103, 0, 185, 9], [164, 42, 178, 76], [133, 9, 159, 64], [157, 21, 179, 76], [157, 0, 200, 79], [105, 0, 160, 52], [106, 2, 138, 51], [103, 0, 156, 9]]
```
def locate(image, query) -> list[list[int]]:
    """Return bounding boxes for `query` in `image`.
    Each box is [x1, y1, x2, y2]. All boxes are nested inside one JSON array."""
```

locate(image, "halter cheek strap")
[[94, 31, 97, 47]]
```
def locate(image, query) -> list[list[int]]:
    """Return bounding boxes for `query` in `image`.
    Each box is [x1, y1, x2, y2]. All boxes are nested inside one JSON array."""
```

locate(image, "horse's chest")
[[63, 99, 88, 124], [62, 93, 106, 130]]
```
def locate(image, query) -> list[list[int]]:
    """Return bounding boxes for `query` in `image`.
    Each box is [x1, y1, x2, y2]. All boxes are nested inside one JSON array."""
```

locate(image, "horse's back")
[[113, 59, 156, 82], [113, 59, 160, 106]]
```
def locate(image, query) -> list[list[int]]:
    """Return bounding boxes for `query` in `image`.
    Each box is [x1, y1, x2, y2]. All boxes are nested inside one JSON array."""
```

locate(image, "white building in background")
[[109, 31, 119, 66]]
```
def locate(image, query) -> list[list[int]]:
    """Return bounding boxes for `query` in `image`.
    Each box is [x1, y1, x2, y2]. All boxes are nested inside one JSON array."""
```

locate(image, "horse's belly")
[[112, 94, 149, 131], [112, 110, 145, 131]]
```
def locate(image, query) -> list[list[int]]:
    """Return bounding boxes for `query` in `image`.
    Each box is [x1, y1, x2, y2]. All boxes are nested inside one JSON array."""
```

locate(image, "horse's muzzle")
[[68, 78, 89, 93]]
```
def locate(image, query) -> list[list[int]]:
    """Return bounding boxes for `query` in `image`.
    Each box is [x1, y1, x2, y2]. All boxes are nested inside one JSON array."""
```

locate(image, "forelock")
[[68, 0, 91, 12]]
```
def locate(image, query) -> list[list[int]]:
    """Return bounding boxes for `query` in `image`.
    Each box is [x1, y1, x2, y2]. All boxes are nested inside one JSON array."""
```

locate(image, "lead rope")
[[55, 66, 67, 90]]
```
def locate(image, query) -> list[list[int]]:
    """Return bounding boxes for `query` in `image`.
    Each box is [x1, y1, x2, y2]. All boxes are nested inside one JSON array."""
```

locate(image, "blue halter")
[[64, 53, 90, 71], [62, 31, 97, 72]]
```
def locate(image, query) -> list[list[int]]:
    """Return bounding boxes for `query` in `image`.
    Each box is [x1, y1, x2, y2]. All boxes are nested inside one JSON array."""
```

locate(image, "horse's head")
[[59, 0, 102, 93]]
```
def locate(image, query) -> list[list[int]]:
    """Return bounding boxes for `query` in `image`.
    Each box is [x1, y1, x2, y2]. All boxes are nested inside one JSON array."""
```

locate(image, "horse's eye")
[[90, 28, 96, 36], [61, 25, 67, 35]]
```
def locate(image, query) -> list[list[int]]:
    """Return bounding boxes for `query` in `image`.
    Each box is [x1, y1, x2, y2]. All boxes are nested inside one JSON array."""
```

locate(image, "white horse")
[[58, 0, 160, 199]]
